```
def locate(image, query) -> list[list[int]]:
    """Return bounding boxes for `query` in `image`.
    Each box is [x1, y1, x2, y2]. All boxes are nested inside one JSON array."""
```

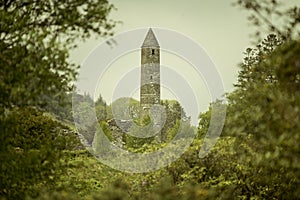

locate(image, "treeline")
[[73, 93, 191, 148]]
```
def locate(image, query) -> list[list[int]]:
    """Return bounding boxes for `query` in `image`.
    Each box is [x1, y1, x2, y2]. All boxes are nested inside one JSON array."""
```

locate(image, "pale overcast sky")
[[70, 0, 295, 124]]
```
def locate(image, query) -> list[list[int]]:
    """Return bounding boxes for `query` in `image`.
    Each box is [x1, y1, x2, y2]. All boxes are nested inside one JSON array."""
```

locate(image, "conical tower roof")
[[141, 28, 160, 48]]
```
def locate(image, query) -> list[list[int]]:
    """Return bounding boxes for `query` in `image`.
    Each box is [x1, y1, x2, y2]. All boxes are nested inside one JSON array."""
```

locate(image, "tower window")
[[150, 75, 153, 80], [151, 49, 155, 55]]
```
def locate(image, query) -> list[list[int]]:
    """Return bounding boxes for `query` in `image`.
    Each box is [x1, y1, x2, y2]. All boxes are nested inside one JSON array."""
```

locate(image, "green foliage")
[[220, 2, 300, 194], [55, 150, 123, 198], [0, 1, 116, 198], [125, 136, 152, 150], [95, 95, 108, 121], [91, 179, 131, 200], [72, 93, 94, 123], [106, 98, 189, 149], [0, 0, 116, 112], [99, 121, 113, 141], [0, 108, 80, 200], [193, 1, 300, 197], [224, 39, 300, 198], [72, 93, 98, 145], [41, 92, 73, 121], [125, 125, 155, 150], [273, 39, 300, 91], [92, 125, 112, 156], [160, 100, 186, 141], [197, 108, 211, 139], [166, 119, 180, 142], [234, 34, 282, 92]]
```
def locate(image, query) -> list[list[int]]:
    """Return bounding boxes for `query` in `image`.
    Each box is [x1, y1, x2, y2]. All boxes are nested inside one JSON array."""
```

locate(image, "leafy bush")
[[0, 107, 79, 200]]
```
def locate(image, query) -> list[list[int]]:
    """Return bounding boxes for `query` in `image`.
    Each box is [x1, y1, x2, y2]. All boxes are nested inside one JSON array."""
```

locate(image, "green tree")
[[95, 94, 108, 121], [234, 34, 282, 91], [0, 108, 80, 199], [0, 0, 116, 112], [160, 100, 186, 141], [221, 1, 300, 198], [188, 1, 300, 198], [220, 40, 300, 199], [0, 1, 116, 199]]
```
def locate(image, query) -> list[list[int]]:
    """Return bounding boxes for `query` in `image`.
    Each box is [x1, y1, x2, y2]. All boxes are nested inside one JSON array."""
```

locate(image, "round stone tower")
[[140, 28, 160, 110]]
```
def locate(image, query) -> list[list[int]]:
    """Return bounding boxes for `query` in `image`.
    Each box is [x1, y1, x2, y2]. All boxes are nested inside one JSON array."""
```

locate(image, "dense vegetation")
[[1, 0, 299, 199]]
